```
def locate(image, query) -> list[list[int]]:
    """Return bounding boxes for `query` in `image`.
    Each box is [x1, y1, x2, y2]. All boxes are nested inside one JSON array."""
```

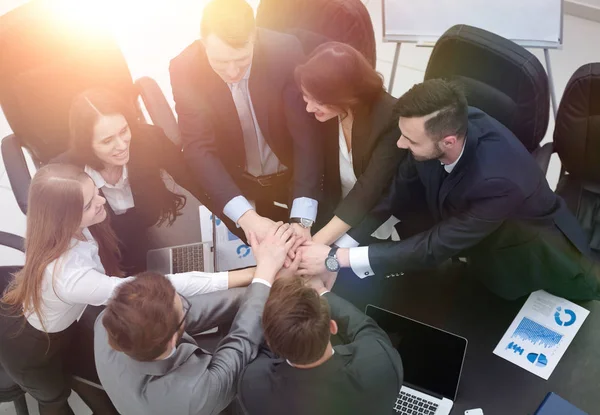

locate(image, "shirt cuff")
[[214, 272, 230, 291], [290, 197, 318, 222], [223, 196, 254, 226], [348, 247, 375, 279], [251, 278, 272, 288], [334, 233, 360, 248], [319, 290, 329, 296]]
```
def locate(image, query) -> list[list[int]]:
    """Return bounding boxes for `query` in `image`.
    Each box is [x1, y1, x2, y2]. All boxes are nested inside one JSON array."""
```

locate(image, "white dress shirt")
[[26, 228, 230, 333], [85, 165, 134, 215], [222, 66, 318, 224], [342, 139, 467, 278]]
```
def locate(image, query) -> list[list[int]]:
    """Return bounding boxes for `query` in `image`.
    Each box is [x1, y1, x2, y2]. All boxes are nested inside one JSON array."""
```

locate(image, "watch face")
[[325, 256, 340, 272], [301, 218, 314, 228]]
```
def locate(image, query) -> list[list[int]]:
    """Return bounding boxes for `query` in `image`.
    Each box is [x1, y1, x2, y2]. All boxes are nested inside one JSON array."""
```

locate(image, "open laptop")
[[366, 305, 468, 415], [146, 241, 214, 274]]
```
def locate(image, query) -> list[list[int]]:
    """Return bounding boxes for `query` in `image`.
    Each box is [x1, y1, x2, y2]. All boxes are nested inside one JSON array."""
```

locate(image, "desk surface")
[[331, 267, 600, 415]]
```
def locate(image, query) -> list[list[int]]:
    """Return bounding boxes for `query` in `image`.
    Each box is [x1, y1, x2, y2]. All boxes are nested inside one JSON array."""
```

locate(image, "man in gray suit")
[[94, 223, 296, 415]]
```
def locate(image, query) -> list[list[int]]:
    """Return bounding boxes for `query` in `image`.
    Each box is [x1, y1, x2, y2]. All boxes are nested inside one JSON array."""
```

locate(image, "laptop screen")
[[366, 305, 467, 400]]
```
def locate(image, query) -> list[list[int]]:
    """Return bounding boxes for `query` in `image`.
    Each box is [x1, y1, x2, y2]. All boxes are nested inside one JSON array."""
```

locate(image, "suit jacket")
[[353, 107, 600, 301], [170, 29, 323, 213], [94, 283, 270, 415], [321, 91, 406, 226], [52, 123, 208, 229], [238, 292, 403, 415]]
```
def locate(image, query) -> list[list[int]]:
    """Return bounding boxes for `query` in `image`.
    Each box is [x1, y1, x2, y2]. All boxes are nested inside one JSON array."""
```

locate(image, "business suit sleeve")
[[335, 126, 406, 227], [190, 283, 269, 413], [368, 178, 523, 275], [282, 39, 323, 202], [183, 288, 245, 335], [170, 61, 243, 214]]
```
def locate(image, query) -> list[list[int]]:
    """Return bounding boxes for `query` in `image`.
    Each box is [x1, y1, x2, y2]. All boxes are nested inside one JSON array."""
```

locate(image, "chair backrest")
[[256, 0, 376, 67], [554, 63, 600, 182], [0, 0, 137, 163], [425, 25, 550, 153]]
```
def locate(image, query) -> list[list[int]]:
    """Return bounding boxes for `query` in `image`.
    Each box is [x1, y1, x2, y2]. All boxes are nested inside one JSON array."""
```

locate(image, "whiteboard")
[[383, 0, 563, 48]]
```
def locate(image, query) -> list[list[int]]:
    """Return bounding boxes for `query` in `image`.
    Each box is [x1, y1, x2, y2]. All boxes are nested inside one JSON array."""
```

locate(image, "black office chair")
[[425, 24, 552, 171], [256, 0, 377, 67], [0, 233, 29, 415], [552, 63, 600, 258], [0, 0, 178, 215]]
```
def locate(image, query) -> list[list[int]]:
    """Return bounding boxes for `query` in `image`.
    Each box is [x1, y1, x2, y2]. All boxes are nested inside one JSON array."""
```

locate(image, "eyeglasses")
[[175, 294, 192, 333]]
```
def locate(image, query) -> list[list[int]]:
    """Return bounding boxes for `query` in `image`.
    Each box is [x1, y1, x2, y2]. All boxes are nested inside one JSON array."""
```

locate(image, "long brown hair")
[[295, 41, 384, 113], [68, 88, 186, 226], [2, 164, 123, 331]]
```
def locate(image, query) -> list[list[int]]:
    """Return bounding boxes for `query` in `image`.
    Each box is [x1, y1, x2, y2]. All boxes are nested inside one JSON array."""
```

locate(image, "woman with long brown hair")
[[295, 42, 406, 245], [0, 164, 254, 415], [53, 88, 210, 273]]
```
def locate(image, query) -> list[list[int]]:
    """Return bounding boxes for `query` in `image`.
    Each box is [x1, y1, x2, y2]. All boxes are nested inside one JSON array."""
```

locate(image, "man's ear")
[[330, 319, 338, 336], [441, 135, 458, 148]]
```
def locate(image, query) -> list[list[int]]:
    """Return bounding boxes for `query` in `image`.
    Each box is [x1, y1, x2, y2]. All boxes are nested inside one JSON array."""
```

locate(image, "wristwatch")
[[325, 247, 340, 272], [290, 217, 314, 229]]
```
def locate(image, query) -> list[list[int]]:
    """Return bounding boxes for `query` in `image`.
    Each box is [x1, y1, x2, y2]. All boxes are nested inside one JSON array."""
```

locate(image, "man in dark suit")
[[170, 0, 323, 242], [238, 276, 403, 415], [299, 79, 600, 301]]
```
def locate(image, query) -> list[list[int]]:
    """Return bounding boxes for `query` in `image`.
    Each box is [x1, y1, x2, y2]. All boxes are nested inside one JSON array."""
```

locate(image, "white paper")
[[493, 290, 590, 380], [199, 206, 256, 272]]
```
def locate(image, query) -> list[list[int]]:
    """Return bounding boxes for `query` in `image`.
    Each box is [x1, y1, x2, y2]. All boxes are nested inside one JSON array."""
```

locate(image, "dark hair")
[[68, 88, 186, 226], [295, 42, 383, 113], [102, 272, 179, 361], [262, 278, 331, 365], [394, 79, 468, 141], [201, 0, 256, 48]]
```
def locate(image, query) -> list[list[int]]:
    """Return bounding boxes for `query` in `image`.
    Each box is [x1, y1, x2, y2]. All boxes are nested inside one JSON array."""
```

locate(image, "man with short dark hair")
[[299, 79, 600, 301], [170, 0, 323, 243], [94, 222, 296, 415], [238, 277, 403, 415]]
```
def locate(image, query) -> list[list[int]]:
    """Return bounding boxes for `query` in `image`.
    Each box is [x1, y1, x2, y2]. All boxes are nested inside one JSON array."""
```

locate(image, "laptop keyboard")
[[172, 244, 204, 273], [393, 391, 439, 414]]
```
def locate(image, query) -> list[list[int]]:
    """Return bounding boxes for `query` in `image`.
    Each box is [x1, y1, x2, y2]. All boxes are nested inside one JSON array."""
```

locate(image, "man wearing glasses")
[[94, 223, 296, 415]]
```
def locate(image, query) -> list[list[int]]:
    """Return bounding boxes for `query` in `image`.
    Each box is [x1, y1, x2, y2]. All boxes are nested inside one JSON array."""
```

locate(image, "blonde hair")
[[2, 164, 123, 331]]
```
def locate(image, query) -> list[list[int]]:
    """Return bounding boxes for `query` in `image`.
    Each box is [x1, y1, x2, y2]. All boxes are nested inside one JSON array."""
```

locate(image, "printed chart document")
[[199, 206, 256, 271], [493, 290, 590, 380]]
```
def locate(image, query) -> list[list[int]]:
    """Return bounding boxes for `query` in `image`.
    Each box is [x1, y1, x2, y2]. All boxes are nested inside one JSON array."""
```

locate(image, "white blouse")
[[25, 228, 229, 333], [85, 165, 135, 215], [337, 120, 399, 241]]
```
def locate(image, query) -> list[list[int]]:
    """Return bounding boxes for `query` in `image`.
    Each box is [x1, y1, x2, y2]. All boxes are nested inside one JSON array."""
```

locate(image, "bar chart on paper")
[[511, 317, 563, 348]]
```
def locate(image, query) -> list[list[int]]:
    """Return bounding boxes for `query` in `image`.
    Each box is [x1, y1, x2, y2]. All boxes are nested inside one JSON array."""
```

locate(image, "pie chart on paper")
[[527, 353, 548, 367]]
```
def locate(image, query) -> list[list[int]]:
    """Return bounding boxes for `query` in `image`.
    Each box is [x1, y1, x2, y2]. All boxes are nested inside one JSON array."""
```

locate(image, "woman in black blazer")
[[53, 88, 209, 273], [295, 42, 407, 245]]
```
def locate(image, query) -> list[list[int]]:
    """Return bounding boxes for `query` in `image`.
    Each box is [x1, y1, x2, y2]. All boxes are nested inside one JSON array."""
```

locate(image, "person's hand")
[[248, 222, 296, 283], [276, 253, 301, 280], [284, 224, 311, 266], [238, 210, 276, 243], [297, 241, 330, 276]]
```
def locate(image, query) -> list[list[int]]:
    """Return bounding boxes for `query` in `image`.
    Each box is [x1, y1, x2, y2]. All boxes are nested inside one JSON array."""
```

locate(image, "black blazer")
[[52, 123, 207, 229], [354, 107, 599, 301], [238, 292, 403, 415], [322, 91, 406, 226], [169, 29, 323, 213]]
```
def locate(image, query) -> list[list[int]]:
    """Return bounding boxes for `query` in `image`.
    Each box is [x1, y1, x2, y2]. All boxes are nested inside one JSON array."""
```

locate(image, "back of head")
[[102, 272, 179, 361], [395, 79, 468, 141], [295, 41, 383, 111], [201, 0, 256, 48], [69, 88, 137, 170], [262, 278, 331, 365]]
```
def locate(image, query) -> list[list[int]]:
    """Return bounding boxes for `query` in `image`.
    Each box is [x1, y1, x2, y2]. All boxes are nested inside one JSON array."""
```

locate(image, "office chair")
[[0, 232, 29, 415], [424, 24, 552, 172], [0, 0, 177, 215], [256, 0, 377, 67], [553, 63, 600, 258]]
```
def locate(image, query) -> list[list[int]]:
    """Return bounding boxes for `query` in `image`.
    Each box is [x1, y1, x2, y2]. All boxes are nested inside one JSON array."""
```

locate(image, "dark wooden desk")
[[332, 266, 600, 415]]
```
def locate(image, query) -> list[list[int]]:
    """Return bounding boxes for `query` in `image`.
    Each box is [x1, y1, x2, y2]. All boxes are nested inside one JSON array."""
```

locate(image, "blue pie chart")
[[527, 353, 548, 367]]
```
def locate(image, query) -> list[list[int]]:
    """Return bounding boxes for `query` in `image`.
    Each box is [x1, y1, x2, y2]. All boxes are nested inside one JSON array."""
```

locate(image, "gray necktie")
[[230, 82, 263, 177]]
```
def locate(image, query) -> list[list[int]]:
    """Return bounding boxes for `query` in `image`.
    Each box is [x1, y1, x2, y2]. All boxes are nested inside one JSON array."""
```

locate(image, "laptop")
[[365, 305, 468, 415], [146, 241, 214, 274]]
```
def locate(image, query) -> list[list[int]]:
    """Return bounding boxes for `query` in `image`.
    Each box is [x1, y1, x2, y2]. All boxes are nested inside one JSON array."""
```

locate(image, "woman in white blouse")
[[52, 88, 212, 273], [295, 42, 407, 245], [0, 164, 253, 415]]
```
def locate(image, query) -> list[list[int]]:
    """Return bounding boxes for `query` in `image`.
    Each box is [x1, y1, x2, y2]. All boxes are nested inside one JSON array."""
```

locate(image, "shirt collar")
[[84, 165, 128, 189], [442, 139, 466, 173], [286, 348, 335, 367], [228, 64, 252, 87]]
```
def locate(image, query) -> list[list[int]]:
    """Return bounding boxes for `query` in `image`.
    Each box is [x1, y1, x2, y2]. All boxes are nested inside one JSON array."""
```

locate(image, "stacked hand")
[[248, 222, 296, 284]]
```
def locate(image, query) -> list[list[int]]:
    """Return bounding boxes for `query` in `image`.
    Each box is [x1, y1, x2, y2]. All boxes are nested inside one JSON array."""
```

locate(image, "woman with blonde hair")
[[0, 164, 255, 415]]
